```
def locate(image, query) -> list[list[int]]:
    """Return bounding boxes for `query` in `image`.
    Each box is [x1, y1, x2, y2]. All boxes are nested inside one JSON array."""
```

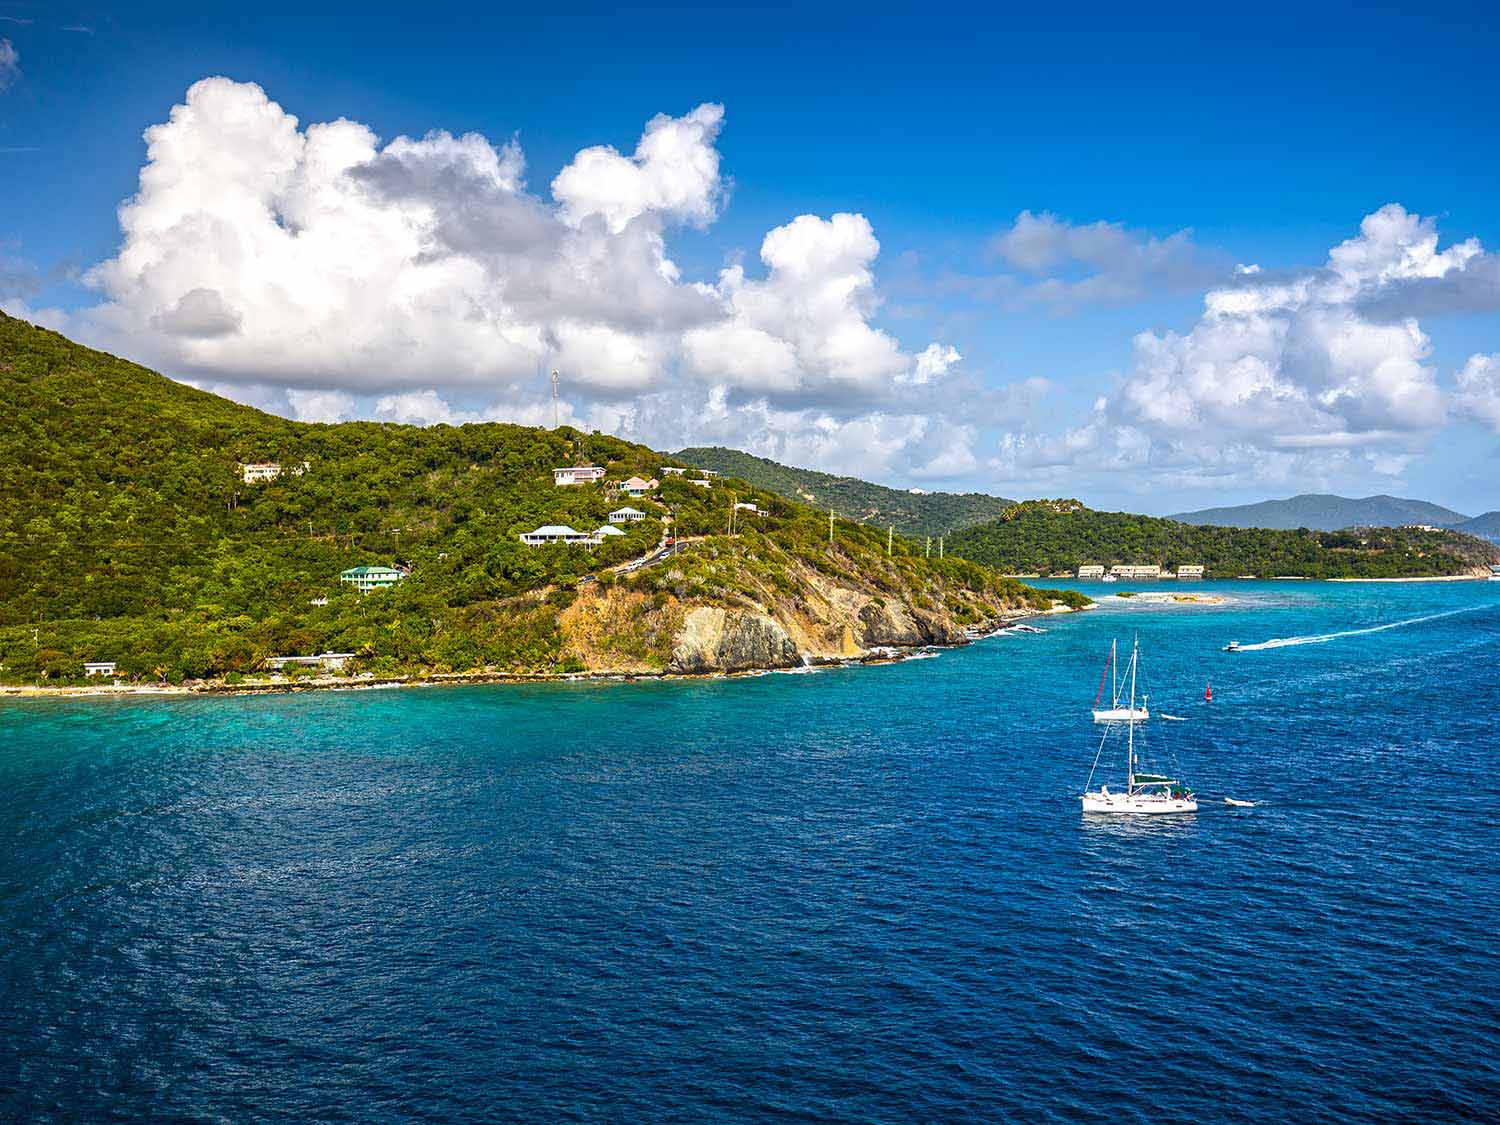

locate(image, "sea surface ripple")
[[2, 580, 1497, 1121]]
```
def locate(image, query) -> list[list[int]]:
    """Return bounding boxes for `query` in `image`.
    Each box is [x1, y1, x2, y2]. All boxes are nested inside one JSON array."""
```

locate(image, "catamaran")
[[1091, 638, 1149, 723], [1081, 637, 1197, 815]]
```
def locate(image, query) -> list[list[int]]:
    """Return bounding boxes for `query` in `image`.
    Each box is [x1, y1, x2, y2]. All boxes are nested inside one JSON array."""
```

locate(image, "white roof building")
[[1110, 564, 1162, 578], [1077, 564, 1105, 579], [1176, 564, 1206, 579], [553, 465, 606, 486], [593, 524, 626, 537], [521, 524, 596, 547], [609, 506, 647, 523], [659, 466, 687, 476], [688, 478, 712, 489], [84, 661, 117, 676]]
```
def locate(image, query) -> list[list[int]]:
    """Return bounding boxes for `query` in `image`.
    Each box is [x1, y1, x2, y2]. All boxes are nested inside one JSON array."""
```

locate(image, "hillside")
[[1451, 511, 1500, 543], [674, 446, 1014, 537], [0, 313, 1083, 686], [1170, 493, 1469, 531], [947, 500, 1500, 579]]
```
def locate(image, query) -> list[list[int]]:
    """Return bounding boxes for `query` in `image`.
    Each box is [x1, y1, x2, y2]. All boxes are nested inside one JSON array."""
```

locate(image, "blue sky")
[[3, 0, 1499, 513]]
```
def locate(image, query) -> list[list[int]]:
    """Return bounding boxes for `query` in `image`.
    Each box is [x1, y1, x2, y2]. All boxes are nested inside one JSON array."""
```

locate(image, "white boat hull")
[[1081, 791, 1197, 814], [1092, 707, 1149, 724]]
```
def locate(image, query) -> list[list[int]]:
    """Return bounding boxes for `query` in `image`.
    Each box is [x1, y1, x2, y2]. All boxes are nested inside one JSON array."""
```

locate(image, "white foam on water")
[[1234, 604, 1495, 652]]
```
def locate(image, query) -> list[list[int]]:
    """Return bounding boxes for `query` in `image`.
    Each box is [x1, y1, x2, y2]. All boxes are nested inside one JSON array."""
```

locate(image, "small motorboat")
[[1012, 623, 1045, 634], [1223, 797, 1256, 808], [1223, 640, 1241, 652]]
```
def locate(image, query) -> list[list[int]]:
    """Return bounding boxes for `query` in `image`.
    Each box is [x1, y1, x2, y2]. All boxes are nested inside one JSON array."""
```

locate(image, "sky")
[[2, 0, 1499, 515]]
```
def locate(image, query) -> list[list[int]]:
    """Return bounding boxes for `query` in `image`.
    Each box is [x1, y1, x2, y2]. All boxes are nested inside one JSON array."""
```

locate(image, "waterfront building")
[[1176, 564, 1206, 579], [266, 652, 356, 672], [1077, 564, 1105, 579], [83, 661, 117, 677], [1110, 564, 1162, 579]]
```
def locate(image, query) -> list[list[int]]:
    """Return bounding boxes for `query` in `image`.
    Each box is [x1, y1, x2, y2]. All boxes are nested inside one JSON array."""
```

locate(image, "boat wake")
[[1231, 604, 1493, 652]]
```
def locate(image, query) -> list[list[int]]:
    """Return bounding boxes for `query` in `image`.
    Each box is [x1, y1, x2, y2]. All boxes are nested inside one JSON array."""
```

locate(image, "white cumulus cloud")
[[995, 204, 1495, 492]]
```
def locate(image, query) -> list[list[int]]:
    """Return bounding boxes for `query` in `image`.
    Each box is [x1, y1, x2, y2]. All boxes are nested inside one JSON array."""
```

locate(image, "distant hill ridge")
[[946, 499, 1500, 579], [674, 446, 1015, 538], [1171, 493, 1470, 531]]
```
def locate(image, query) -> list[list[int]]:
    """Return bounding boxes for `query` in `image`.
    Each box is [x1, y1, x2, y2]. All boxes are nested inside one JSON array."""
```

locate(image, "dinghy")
[[1224, 797, 1256, 808]]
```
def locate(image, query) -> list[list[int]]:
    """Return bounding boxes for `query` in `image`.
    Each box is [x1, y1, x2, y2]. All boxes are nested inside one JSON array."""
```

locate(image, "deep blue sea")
[[3, 580, 1498, 1122]]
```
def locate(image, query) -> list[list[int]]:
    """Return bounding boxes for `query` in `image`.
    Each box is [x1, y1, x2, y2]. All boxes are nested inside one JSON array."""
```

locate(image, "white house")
[[1076, 564, 1105, 579], [83, 661, 117, 677], [520, 524, 596, 547], [553, 465, 606, 486], [659, 466, 687, 476], [266, 652, 355, 672], [619, 475, 658, 496], [609, 506, 647, 524], [1110, 564, 1162, 579], [240, 460, 308, 483], [688, 478, 712, 489], [733, 502, 767, 517], [240, 461, 283, 483], [694, 469, 720, 477], [1176, 564, 1206, 579], [593, 524, 626, 540]]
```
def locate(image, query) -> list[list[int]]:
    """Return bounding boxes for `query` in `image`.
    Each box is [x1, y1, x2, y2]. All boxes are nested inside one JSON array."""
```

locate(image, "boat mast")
[[1127, 637, 1138, 792]]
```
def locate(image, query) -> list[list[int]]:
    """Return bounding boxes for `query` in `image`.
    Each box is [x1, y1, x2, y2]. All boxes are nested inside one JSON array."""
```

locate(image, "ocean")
[[2, 580, 1497, 1122]]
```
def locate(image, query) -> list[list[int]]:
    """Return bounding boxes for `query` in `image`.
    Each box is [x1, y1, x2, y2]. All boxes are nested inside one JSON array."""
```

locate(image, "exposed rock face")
[[856, 600, 961, 646], [668, 606, 800, 673]]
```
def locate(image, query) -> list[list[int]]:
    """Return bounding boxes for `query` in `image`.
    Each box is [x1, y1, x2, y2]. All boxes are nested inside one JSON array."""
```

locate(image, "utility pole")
[[939, 536, 945, 558], [887, 526, 893, 557], [925, 536, 931, 559], [550, 369, 560, 430], [828, 508, 835, 544]]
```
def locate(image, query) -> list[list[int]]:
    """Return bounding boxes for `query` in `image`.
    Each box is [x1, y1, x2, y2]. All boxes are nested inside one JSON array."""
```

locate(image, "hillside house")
[[340, 565, 407, 592], [659, 466, 687, 476], [553, 465, 606, 486], [240, 460, 309, 483], [733, 502, 767, 517], [593, 524, 626, 539], [1076, 565, 1105, 579], [619, 476, 659, 497], [688, 477, 712, 489], [84, 661, 117, 677], [241, 462, 283, 483], [609, 506, 647, 524], [520, 525, 596, 547]]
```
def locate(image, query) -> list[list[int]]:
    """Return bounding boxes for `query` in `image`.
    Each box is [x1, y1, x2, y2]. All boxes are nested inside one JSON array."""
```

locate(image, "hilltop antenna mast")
[[550, 369, 560, 430]]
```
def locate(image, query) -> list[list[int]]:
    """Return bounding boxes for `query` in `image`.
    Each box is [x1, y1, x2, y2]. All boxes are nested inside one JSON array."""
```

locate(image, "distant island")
[[675, 446, 1015, 538], [946, 500, 1500, 579], [0, 313, 1085, 691], [1170, 492, 1478, 533]]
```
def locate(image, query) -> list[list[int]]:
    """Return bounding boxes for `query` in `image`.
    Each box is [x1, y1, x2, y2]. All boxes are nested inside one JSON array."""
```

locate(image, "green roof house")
[[340, 565, 407, 593]]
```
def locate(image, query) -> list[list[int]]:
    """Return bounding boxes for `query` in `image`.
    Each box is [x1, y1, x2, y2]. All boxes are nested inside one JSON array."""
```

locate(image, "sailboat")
[[1091, 638, 1150, 724], [1081, 637, 1197, 814]]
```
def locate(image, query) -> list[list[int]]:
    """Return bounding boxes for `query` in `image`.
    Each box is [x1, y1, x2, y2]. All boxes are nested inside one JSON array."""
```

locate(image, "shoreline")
[[1328, 574, 1488, 583], [0, 604, 1083, 703]]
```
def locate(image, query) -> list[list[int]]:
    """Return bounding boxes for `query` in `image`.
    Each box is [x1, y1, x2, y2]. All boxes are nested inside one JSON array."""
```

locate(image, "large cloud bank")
[[67, 77, 965, 479]]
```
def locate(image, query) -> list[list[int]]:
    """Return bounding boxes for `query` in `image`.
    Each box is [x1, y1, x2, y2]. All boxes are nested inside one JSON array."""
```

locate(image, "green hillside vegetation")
[[946, 500, 1500, 578], [674, 446, 1015, 537], [0, 313, 1079, 685]]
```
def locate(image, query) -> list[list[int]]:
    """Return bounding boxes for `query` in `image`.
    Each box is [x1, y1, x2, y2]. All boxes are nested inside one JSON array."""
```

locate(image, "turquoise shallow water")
[[2, 580, 1498, 1121]]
